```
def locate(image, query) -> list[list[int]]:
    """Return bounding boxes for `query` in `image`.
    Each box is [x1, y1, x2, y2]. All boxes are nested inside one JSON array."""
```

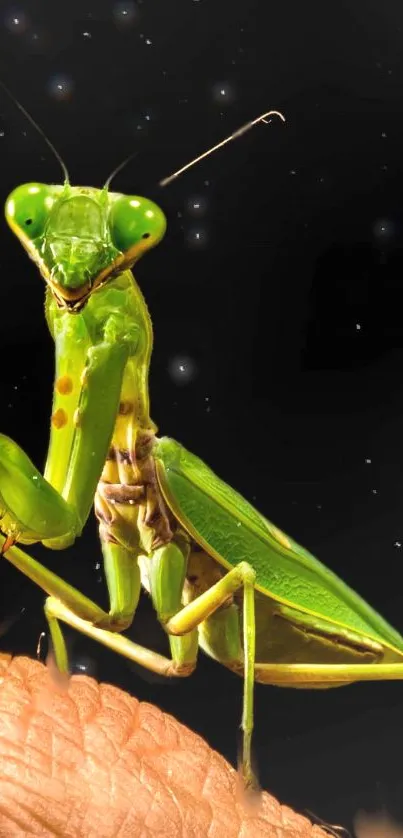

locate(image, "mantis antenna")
[[103, 109, 285, 192], [159, 109, 286, 187], [103, 151, 138, 190], [0, 81, 70, 184]]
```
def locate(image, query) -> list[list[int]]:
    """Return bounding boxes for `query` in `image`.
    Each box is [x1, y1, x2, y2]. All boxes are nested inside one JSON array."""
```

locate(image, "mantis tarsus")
[[2, 103, 403, 789]]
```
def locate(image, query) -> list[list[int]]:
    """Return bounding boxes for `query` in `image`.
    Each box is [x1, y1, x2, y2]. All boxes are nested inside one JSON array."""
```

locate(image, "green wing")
[[154, 436, 403, 653]]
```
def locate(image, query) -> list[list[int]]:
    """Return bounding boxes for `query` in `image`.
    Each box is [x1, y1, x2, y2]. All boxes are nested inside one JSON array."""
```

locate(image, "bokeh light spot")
[[212, 81, 236, 105], [372, 217, 395, 241], [186, 195, 208, 217], [47, 74, 74, 101], [168, 355, 198, 385], [185, 226, 209, 249], [4, 10, 28, 33], [113, 1, 138, 28]]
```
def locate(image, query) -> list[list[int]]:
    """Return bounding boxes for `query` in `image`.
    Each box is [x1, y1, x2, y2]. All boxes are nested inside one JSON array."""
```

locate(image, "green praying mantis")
[[2, 101, 403, 789]]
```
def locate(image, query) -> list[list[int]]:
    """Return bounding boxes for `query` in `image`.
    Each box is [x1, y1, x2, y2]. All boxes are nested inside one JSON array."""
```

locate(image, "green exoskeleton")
[[2, 110, 403, 788]]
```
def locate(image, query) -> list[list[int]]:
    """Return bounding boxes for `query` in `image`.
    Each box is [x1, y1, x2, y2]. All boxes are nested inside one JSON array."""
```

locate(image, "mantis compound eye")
[[108, 194, 167, 260], [5, 183, 54, 241]]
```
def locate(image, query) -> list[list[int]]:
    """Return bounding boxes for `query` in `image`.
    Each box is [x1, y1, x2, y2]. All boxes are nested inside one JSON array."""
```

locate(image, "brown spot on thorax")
[[51, 408, 68, 429], [56, 375, 73, 395]]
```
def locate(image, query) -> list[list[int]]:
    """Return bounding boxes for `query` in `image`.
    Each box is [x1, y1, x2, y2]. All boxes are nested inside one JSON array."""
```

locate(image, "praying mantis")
[[2, 101, 403, 789]]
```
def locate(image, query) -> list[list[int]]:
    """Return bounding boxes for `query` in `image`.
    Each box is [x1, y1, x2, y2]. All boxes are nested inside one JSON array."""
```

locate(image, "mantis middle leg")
[[3, 534, 257, 785]]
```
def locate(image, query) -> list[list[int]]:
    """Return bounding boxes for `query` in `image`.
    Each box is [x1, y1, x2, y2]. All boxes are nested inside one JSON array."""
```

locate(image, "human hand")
[[0, 654, 327, 838]]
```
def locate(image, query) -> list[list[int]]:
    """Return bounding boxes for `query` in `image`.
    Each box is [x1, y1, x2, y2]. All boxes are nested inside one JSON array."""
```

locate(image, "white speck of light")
[[373, 218, 395, 240], [5, 12, 28, 33], [371, 488, 378, 494], [145, 209, 154, 218], [129, 199, 140, 207], [168, 355, 197, 385], [365, 458, 372, 464], [355, 322, 361, 331], [186, 195, 208, 217], [212, 81, 236, 105], [394, 540, 402, 548], [185, 227, 208, 249], [47, 75, 74, 101], [112, 2, 138, 28], [74, 660, 91, 673]]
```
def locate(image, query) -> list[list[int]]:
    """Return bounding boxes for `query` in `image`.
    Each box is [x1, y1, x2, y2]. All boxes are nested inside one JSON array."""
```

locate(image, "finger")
[[354, 811, 403, 837], [0, 654, 327, 838]]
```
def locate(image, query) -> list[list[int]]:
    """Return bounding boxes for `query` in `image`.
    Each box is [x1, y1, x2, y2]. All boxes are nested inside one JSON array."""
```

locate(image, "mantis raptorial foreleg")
[[0, 315, 136, 552]]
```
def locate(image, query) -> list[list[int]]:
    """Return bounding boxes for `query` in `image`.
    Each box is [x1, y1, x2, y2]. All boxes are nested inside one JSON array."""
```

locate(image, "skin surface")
[[0, 655, 327, 838], [354, 812, 403, 837]]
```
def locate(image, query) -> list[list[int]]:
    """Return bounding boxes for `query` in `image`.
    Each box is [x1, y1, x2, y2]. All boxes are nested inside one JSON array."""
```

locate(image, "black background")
[[1, 0, 403, 830]]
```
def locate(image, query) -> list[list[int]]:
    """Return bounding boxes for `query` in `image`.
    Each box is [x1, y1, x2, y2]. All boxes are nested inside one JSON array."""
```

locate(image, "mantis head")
[[3, 107, 285, 312], [5, 183, 167, 310]]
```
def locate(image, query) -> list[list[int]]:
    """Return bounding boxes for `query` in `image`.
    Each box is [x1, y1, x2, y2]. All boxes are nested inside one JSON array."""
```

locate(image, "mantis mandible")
[[2, 101, 403, 789]]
